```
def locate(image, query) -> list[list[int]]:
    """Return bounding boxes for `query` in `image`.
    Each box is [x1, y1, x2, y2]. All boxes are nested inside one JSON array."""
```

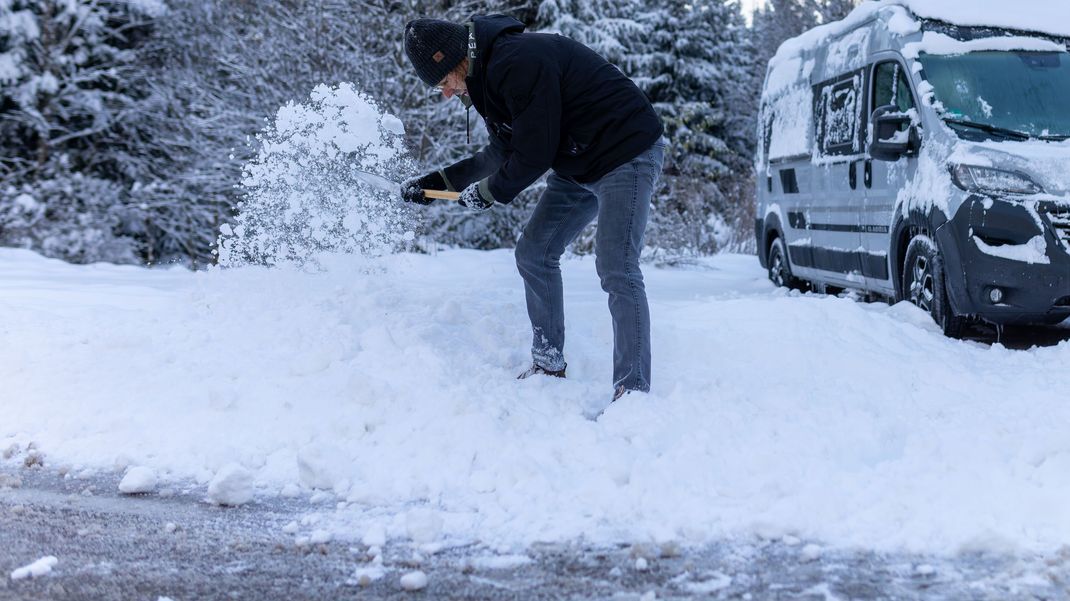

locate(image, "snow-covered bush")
[[0, 0, 161, 264], [0, 159, 139, 263]]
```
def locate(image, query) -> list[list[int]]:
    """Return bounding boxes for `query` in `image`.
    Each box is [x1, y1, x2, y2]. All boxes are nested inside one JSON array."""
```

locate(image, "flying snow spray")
[[217, 83, 417, 267]]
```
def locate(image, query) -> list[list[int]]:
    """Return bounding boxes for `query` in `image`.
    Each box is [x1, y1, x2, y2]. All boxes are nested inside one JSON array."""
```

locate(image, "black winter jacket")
[[440, 15, 663, 204]]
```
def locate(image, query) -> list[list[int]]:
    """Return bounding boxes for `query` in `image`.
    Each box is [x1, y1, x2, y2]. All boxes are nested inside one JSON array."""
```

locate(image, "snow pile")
[[1, 249, 1070, 554], [217, 83, 416, 267], [10, 556, 57, 581], [118, 466, 158, 494]]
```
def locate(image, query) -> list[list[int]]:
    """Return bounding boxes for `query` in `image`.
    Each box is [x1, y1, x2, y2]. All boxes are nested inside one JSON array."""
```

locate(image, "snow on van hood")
[[902, 33, 1066, 60], [950, 139, 1070, 197], [893, 136, 1070, 226], [902, 0, 1070, 39], [769, 0, 1070, 82]]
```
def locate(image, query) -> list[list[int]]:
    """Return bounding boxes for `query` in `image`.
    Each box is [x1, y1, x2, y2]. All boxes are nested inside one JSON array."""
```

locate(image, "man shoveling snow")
[[401, 15, 666, 405]]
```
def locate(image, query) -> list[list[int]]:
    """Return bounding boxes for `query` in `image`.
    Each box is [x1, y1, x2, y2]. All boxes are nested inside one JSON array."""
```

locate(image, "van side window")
[[872, 61, 915, 114], [816, 73, 864, 157], [760, 103, 775, 160]]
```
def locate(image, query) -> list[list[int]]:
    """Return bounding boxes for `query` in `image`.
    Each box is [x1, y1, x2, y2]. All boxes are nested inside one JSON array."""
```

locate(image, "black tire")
[[767, 237, 807, 291], [901, 235, 967, 338]]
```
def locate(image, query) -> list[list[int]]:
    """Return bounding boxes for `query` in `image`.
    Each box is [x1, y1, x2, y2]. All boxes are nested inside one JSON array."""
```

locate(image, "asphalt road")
[[1, 467, 1067, 600]]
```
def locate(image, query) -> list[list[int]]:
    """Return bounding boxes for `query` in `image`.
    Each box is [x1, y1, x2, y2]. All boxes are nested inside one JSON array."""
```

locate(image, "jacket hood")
[[468, 15, 525, 76]]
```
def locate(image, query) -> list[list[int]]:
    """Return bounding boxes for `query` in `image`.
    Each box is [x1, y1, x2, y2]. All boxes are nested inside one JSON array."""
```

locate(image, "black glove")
[[458, 181, 495, 212], [401, 171, 449, 205]]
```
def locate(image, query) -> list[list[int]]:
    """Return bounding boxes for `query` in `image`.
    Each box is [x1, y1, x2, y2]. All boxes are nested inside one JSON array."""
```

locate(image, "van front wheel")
[[901, 235, 966, 338]]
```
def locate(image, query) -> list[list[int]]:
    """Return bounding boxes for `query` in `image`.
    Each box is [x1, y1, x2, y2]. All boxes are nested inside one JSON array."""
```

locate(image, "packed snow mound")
[[217, 83, 417, 267], [1, 249, 1069, 554]]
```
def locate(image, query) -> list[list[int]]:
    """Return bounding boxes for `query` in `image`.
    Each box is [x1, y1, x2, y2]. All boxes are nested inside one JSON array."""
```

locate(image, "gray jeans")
[[514, 139, 666, 392]]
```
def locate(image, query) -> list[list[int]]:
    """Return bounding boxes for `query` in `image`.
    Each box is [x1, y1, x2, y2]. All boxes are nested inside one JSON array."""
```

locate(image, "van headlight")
[[950, 164, 1044, 196]]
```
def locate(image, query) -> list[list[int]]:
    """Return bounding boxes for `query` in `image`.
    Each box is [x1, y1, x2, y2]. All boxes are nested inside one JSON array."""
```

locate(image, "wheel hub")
[[910, 255, 935, 312], [770, 252, 785, 287]]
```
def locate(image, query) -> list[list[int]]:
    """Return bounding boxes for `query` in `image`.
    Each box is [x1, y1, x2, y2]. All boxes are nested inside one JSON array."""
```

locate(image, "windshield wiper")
[[943, 118, 1032, 141], [943, 118, 1069, 141]]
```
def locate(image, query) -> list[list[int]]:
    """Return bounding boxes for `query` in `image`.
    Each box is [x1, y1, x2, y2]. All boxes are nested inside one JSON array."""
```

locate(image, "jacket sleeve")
[[440, 130, 509, 192], [483, 59, 562, 204]]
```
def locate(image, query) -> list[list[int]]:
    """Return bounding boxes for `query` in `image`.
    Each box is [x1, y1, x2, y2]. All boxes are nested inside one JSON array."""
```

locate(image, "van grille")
[[1046, 208, 1070, 251]]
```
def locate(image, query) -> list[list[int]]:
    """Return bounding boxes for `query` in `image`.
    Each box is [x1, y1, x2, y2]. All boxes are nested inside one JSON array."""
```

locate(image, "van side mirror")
[[869, 104, 920, 161]]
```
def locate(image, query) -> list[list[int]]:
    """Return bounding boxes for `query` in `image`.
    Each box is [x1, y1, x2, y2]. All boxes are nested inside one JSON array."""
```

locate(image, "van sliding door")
[[807, 69, 867, 286]]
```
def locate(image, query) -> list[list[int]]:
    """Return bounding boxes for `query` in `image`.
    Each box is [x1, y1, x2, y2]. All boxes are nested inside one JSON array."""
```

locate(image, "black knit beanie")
[[404, 19, 468, 87]]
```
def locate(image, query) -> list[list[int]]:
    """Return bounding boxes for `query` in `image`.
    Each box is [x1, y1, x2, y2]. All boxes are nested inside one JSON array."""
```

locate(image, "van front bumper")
[[937, 196, 1070, 325]]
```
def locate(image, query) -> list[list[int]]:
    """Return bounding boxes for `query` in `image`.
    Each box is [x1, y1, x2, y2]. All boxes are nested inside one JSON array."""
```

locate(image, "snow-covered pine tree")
[[631, 0, 757, 254], [537, 0, 653, 72], [817, 0, 859, 23], [752, 0, 818, 72], [0, 0, 163, 263], [752, 0, 860, 74]]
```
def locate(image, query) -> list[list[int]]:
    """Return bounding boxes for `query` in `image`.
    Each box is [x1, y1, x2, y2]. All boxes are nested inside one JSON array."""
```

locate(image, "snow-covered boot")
[[517, 363, 566, 380], [611, 385, 646, 403], [588, 386, 638, 421]]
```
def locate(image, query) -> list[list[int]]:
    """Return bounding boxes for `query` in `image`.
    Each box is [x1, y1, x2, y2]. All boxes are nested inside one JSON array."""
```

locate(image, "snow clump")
[[399, 570, 428, 591], [118, 466, 157, 494], [10, 556, 57, 581], [206, 463, 254, 506]]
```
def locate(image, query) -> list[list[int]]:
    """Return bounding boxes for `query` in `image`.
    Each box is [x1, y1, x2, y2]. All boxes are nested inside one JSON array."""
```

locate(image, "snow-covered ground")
[[2, 248, 1069, 556]]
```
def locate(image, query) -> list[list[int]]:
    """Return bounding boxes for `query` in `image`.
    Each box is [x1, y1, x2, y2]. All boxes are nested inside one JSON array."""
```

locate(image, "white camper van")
[[755, 0, 1070, 336]]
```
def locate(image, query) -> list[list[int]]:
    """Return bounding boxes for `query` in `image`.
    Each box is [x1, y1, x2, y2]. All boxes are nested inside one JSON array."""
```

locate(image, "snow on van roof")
[[770, 0, 1070, 76]]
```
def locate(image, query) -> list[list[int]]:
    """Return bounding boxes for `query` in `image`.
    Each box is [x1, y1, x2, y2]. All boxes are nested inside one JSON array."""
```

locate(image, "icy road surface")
[[2, 248, 1070, 558], [2, 469, 1068, 600]]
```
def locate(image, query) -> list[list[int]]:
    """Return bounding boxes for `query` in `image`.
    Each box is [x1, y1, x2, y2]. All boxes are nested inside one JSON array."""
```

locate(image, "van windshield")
[[919, 51, 1070, 141]]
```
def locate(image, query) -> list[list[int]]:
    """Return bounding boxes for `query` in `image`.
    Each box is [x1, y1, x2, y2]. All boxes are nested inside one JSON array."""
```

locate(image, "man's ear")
[[454, 58, 470, 79]]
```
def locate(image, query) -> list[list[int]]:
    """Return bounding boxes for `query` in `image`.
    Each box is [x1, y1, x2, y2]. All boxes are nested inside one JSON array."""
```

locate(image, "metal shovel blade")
[[354, 170, 461, 201], [354, 170, 402, 196]]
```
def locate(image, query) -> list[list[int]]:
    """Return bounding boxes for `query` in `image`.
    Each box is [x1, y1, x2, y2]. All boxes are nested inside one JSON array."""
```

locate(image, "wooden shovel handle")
[[423, 189, 461, 201]]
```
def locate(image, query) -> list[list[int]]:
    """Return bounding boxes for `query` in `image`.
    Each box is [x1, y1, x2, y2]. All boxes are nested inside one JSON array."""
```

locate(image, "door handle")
[[864, 160, 873, 189], [849, 161, 857, 190]]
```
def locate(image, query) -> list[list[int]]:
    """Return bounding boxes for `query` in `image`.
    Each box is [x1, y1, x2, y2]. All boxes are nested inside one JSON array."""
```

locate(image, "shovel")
[[354, 170, 461, 201]]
